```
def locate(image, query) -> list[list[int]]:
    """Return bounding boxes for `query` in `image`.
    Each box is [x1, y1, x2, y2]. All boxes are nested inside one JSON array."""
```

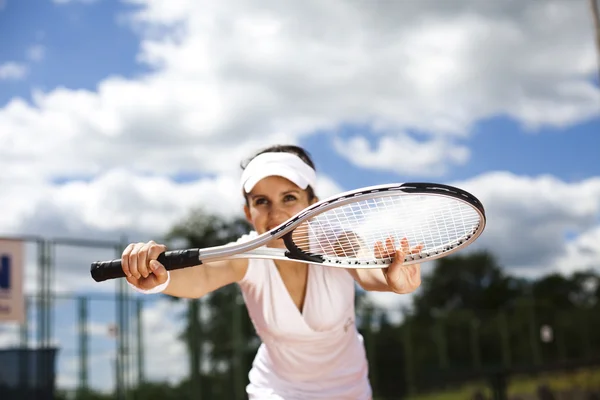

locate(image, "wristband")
[[127, 271, 171, 294]]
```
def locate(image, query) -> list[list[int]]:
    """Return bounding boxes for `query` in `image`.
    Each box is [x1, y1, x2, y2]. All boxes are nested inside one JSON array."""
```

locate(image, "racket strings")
[[290, 194, 481, 263]]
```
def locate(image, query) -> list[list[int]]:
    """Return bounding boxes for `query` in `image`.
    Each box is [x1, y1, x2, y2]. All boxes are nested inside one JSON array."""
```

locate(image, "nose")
[[268, 204, 287, 225]]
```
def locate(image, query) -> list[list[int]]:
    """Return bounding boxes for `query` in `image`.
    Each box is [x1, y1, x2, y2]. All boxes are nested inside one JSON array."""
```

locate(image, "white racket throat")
[[91, 182, 487, 281]]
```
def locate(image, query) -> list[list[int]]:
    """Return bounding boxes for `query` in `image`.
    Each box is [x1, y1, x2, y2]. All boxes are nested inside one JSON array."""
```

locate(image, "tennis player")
[[121, 145, 422, 399]]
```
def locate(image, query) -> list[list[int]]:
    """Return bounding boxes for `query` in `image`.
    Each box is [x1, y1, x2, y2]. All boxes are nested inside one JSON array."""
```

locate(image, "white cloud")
[[451, 172, 600, 276], [127, 0, 599, 135], [0, 81, 308, 183], [314, 174, 344, 200], [555, 226, 600, 275], [0, 62, 28, 81], [1, 0, 598, 182], [2, 168, 341, 241], [333, 134, 470, 176]]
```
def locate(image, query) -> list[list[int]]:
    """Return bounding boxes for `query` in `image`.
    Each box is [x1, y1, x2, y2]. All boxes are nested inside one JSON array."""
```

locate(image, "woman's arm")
[[163, 259, 248, 298], [347, 264, 420, 293], [122, 240, 248, 299]]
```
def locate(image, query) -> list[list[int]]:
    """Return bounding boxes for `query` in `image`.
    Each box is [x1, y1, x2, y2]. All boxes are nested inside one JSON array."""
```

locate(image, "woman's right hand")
[[121, 240, 170, 291]]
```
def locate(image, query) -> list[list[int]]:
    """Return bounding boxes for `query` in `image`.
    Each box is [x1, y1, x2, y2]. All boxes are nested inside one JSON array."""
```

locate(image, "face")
[[244, 175, 317, 248]]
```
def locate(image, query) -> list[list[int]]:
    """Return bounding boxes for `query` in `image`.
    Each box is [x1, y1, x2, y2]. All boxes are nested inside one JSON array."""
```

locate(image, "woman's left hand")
[[375, 237, 423, 294]]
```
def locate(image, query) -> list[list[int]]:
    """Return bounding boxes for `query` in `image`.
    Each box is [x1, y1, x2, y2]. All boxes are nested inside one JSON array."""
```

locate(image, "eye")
[[253, 197, 268, 206], [284, 194, 298, 202]]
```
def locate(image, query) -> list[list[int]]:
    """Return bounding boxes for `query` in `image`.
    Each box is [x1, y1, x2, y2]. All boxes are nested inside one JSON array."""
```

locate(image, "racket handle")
[[90, 249, 201, 282]]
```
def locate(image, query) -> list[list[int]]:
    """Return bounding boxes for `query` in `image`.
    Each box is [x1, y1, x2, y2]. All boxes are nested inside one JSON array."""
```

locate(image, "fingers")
[[148, 242, 167, 263], [121, 240, 167, 282], [121, 243, 135, 278], [375, 236, 423, 294], [125, 242, 145, 279], [384, 248, 422, 294], [374, 236, 422, 259], [411, 243, 424, 254], [374, 241, 386, 258], [149, 259, 169, 285], [385, 236, 396, 256], [137, 242, 151, 278], [400, 237, 409, 254], [374, 236, 396, 258]]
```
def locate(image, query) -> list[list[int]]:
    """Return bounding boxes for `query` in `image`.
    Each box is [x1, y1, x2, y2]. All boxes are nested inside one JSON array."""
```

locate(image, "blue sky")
[[1, 0, 600, 393], [0, 0, 146, 105], [307, 116, 599, 188]]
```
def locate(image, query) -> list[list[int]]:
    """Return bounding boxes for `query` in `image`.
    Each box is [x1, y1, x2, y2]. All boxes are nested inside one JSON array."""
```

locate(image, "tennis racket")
[[90, 182, 486, 282]]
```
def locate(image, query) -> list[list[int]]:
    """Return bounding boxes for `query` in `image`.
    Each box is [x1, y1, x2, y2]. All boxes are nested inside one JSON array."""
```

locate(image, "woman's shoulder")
[[233, 230, 270, 285]]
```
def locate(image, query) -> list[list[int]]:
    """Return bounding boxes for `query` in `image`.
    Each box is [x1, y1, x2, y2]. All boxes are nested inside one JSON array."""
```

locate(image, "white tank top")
[[236, 234, 373, 399]]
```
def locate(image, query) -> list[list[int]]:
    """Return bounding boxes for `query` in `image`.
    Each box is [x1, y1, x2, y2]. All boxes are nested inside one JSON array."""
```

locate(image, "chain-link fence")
[[0, 235, 139, 399]]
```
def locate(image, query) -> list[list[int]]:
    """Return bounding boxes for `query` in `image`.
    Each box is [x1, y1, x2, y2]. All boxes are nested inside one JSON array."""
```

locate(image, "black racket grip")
[[90, 249, 201, 282]]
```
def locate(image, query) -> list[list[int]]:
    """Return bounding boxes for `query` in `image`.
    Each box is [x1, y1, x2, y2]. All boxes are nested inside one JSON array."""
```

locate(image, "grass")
[[507, 366, 600, 398], [395, 366, 600, 400]]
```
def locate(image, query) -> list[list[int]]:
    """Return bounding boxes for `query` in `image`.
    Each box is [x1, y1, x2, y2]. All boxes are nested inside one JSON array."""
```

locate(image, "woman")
[[121, 144, 422, 399]]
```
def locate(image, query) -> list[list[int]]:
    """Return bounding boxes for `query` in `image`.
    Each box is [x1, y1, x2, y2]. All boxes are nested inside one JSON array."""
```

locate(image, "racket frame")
[[90, 182, 486, 282]]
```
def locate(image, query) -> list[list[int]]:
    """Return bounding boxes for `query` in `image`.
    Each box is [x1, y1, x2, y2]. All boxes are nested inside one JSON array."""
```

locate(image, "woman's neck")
[[274, 260, 308, 276]]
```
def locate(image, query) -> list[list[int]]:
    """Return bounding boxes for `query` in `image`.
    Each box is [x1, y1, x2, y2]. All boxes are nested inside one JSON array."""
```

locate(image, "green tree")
[[404, 251, 525, 388], [529, 270, 600, 364], [163, 207, 254, 400], [412, 251, 521, 319]]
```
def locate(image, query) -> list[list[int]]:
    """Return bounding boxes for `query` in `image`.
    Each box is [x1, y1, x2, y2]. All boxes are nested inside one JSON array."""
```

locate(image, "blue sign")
[[0, 254, 10, 290]]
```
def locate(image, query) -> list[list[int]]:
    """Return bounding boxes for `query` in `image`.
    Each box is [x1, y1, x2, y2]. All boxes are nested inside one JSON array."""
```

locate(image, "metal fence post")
[[36, 238, 47, 390], [434, 318, 448, 370], [78, 296, 89, 394], [470, 317, 481, 370], [19, 297, 29, 396], [498, 311, 511, 368], [528, 293, 542, 366], [403, 319, 416, 395], [232, 291, 244, 400], [46, 240, 55, 386], [136, 298, 145, 386], [115, 239, 130, 400]]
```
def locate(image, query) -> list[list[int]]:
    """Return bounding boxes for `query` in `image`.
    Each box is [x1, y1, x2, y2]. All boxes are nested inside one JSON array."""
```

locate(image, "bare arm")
[[163, 259, 248, 298], [347, 268, 396, 292], [122, 241, 248, 299]]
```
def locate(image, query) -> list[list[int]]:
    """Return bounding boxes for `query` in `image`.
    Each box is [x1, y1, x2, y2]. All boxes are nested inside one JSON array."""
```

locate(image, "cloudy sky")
[[1, 0, 599, 393]]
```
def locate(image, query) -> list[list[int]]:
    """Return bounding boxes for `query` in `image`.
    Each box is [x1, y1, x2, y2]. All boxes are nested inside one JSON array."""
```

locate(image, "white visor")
[[240, 152, 317, 193]]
